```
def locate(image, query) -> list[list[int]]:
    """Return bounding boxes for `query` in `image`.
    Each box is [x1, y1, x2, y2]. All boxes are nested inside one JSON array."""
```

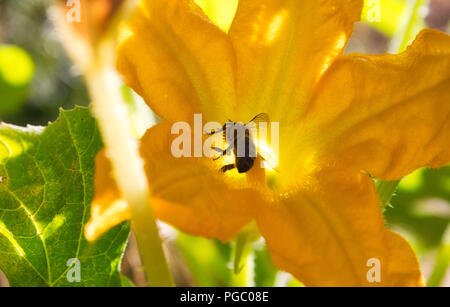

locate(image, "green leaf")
[[0, 107, 130, 287], [120, 275, 135, 287]]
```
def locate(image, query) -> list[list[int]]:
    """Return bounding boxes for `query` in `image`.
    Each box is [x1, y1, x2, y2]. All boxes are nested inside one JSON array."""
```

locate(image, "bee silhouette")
[[206, 113, 277, 173]]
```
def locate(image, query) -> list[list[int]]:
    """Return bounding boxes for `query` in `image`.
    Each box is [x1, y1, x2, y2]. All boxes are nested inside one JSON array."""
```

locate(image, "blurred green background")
[[0, 0, 449, 287], [0, 0, 89, 126]]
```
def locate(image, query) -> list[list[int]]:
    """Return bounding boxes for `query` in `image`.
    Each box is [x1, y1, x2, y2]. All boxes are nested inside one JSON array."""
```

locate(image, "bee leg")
[[210, 147, 224, 161], [211, 145, 233, 161], [204, 128, 224, 135], [220, 164, 235, 172], [205, 122, 231, 135], [212, 147, 224, 153]]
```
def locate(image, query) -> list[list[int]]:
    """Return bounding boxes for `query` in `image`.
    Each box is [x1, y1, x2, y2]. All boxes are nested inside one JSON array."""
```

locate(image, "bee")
[[206, 113, 274, 173]]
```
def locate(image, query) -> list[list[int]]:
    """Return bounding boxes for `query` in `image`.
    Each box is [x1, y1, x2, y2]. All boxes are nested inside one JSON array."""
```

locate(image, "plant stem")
[[427, 225, 450, 287], [85, 47, 174, 287], [232, 221, 261, 286], [231, 235, 255, 287]]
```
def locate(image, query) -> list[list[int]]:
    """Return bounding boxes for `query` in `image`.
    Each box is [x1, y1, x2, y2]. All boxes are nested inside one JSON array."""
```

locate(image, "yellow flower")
[[86, 0, 450, 286], [55, 0, 129, 68]]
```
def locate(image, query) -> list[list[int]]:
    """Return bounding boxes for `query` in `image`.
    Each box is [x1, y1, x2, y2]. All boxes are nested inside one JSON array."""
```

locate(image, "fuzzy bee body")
[[231, 126, 256, 173], [208, 114, 269, 174]]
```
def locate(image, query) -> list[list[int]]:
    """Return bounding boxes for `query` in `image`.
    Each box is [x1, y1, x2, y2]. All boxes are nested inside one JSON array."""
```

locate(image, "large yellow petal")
[[116, 0, 237, 122], [141, 121, 261, 241], [85, 149, 130, 241], [303, 29, 450, 180], [86, 121, 262, 241], [257, 167, 423, 286], [228, 0, 363, 123], [193, 0, 238, 33]]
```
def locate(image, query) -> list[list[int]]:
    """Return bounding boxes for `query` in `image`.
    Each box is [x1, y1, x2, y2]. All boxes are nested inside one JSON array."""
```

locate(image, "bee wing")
[[248, 113, 270, 125], [245, 113, 270, 139], [257, 146, 280, 173]]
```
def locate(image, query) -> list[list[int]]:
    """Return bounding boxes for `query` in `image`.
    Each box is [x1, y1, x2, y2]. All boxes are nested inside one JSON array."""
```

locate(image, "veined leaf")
[[0, 107, 130, 287]]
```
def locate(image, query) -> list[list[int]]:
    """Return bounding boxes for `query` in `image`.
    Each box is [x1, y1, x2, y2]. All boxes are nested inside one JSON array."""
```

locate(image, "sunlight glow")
[[0, 125, 42, 164], [118, 24, 133, 45], [319, 33, 348, 76], [266, 10, 287, 43], [44, 214, 66, 238], [194, 0, 238, 33], [255, 138, 279, 173], [0, 223, 25, 257]]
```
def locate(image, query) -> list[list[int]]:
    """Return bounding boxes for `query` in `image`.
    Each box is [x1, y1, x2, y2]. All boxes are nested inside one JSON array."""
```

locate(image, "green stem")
[[86, 48, 174, 287], [232, 232, 255, 286], [233, 233, 248, 275], [427, 225, 450, 287]]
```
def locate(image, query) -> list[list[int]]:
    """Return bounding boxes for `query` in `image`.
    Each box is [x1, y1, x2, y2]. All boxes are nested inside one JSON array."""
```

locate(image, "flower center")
[[207, 113, 279, 189]]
